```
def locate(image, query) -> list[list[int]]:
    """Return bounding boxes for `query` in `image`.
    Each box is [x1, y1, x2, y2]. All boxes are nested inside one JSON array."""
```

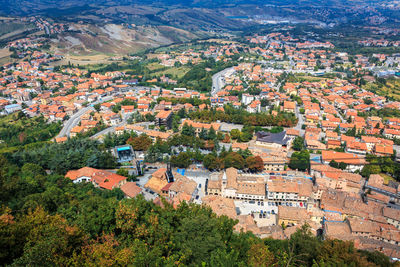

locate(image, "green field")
[[363, 79, 400, 101], [152, 66, 190, 79], [0, 22, 34, 39]]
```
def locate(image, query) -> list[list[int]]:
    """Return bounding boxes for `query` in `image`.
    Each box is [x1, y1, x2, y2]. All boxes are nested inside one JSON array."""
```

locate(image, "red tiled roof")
[[65, 167, 126, 190]]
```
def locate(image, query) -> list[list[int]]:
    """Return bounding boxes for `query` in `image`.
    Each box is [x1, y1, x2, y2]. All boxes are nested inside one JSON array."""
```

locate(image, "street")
[[211, 67, 235, 97], [294, 105, 305, 136], [56, 95, 113, 138]]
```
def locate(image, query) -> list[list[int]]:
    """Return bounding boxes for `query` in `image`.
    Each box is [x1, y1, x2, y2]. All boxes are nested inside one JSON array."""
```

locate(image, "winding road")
[[56, 95, 113, 138]]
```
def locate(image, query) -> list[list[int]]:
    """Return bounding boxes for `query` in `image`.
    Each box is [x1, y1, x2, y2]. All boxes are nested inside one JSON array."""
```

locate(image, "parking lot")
[[235, 200, 304, 217], [235, 200, 278, 216], [185, 170, 211, 204]]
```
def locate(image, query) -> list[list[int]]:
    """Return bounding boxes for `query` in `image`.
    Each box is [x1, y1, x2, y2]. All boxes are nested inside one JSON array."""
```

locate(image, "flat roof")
[[117, 146, 131, 151]]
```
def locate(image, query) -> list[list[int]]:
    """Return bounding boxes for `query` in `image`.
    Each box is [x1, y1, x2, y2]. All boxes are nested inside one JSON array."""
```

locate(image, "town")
[[1, 23, 400, 263]]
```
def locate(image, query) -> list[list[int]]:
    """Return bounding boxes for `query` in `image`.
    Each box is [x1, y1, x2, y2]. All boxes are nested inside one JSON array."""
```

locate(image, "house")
[[321, 121, 337, 131], [267, 178, 313, 206], [121, 105, 135, 117], [4, 104, 22, 114], [144, 168, 170, 194], [324, 221, 351, 240], [321, 151, 366, 172], [55, 136, 68, 143], [247, 101, 261, 113], [145, 130, 171, 142], [346, 142, 368, 155], [347, 217, 378, 238], [70, 126, 85, 137], [218, 168, 265, 201], [166, 175, 198, 201], [65, 167, 127, 190], [255, 131, 291, 149], [231, 142, 249, 152], [306, 139, 326, 151], [283, 101, 296, 113], [206, 175, 222, 196], [341, 135, 355, 145], [361, 136, 380, 152], [374, 144, 394, 157], [156, 110, 173, 129], [202, 195, 237, 220], [311, 164, 363, 194], [365, 174, 399, 201], [180, 119, 221, 134], [325, 131, 339, 140], [383, 207, 400, 229], [327, 139, 341, 150], [261, 155, 286, 171], [383, 129, 400, 139], [278, 206, 309, 226], [286, 128, 300, 138], [102, 112, 121, 126], [365, 191, 390, 205], [242, 94, 254, 105], [120, 182, 142, 198]]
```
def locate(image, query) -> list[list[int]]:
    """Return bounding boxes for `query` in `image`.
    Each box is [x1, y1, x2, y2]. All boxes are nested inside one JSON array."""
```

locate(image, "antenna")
[[136, 160, 142, 176], [166, 162, 174, 183]]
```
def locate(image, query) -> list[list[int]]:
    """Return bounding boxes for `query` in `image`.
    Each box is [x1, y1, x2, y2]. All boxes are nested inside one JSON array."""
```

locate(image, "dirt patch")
[[0, 48, 11, 58], [50, 53, 121, 66]]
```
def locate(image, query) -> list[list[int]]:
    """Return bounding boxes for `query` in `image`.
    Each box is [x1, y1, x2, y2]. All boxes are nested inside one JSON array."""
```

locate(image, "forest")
[[188, 106, 298, 127], [0, 112, 61, 152], [6, 138, 117, 174]]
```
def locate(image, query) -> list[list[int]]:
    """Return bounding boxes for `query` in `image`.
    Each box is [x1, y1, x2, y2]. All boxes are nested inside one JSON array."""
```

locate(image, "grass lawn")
[[380, 173, 396, 185], [363, 79, 400, 101], [152, 66, 190, 79], [146, 62, 165, 71]]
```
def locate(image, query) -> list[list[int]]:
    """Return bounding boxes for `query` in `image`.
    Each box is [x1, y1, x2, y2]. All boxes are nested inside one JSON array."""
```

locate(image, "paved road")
[[57, 106, 94, 138], [56, 96, 113, 138], [92, 121, 153, 140], [91, 120, 126, 139], [211, 67, 235, 97], [294, 105, 305, 136]]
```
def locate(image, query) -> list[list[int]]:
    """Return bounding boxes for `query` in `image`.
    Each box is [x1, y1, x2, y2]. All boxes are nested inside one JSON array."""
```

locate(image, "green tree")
[[292, 136, 305, 151], [245, 156, 264, 172], [170, 152, 192, 168], [289, 150, 310, 171], [127, 135, 152, 151], [117, 168, 129, 177], [230, 129, 241, 140], [329, 160, 339, 169], [199, 127, 208, 139], [361, 165, 381, 178], [94, 103, 101, 112], [181, 123, 195, 137], [224, 152, 245, 169], [208, 127, 217, 140]]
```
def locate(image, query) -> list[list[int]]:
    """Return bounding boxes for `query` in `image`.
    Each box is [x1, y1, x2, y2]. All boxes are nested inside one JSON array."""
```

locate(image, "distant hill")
[[0, 0, 383, 17], [1, 0, 398, 57], [51, 23, 200, 56]]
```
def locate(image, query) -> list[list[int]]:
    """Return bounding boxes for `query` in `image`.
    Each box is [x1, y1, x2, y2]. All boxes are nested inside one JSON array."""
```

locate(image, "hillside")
[[50, 23, 200, 57]]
